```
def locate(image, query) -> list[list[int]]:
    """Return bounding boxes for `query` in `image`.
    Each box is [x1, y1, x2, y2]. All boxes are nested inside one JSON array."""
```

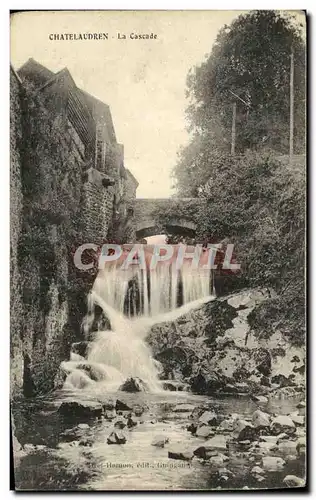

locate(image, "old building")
[[10, 59, 138, 397], [17, 57, 137, 243]]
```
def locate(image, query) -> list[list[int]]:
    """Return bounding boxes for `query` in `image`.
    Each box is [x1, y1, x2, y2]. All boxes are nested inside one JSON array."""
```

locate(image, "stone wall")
[[10, 64, 138, 397]]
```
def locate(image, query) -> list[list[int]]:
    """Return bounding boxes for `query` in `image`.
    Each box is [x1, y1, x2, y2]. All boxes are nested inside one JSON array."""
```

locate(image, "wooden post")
[[231, 102, 236, 155], [289, 48, 294, 160]]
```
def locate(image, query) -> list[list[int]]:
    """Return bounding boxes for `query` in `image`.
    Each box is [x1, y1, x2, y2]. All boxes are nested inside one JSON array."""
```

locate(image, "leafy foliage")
[[171, 11, 306, 345], [197, 152, 305, 344], [174, 10, 306, 197]]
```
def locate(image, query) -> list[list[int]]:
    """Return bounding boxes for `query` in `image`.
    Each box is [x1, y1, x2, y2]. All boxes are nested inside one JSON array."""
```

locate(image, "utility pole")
[[289, 47, 294, 160], [231, 101, 236, 155]]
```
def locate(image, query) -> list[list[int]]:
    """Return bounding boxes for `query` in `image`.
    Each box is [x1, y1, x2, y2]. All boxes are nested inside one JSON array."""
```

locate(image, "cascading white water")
[[63, 250, 215, 393]]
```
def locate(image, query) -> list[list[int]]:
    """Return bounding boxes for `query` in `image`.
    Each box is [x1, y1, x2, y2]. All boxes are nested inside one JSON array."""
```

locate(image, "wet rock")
[[198, 411, 218, 426], [252, 410, 270, 428], [218, 467, 234, 477], [115, 400, 132, 412], [151, 435, 169, 448], [283, 475, 305, 487], [271, 374, 294, 388], [238, 440, 252, 450], [235, 382, 250, 393], [277, 440, 297, 455], [194, 435, 228, 458], [296, 437, 306, 456], [119, 377, 149, 393], [168, 448, 193, 461], [258, 441, 278, 452], [71, 341, 91, 359], [107, 431, 126, 445], [262, 456, 285, 471], [77, 423, 90, 430], [127, 416, 137, 428], [251, 395, 268, 404], [271, 415, 296, 434], [218, 474, 229, 483], [162, 381, 189, 392], [276, 432, 289, 442], [58, 401, 103, 421], [187, 422, 198, 434], [79, 437, 93, 447], [104, 409, 116, 420], [233, 420, 257, 441], [260, 435, 279, 444], [260, 376, 270, 386], [114, 418, 126, 429], [162, 382, 177, 391], [290, 412, 305, 426], [196, 426, 215, 438], [132, 405, 145, 417], [291, 355, 301, 363], [251, 466, 265, 475], [296, 401, 306, 409], [218, 418, 235, 432], [173, 403, 196, 413], [293, 364, 305, 375], [76, 363, 107, 382], [209, 455, 225, 467]]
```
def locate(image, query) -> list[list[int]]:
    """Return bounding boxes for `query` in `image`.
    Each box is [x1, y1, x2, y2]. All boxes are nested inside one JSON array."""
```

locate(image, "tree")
[[196, 151, 305, 344], [173, 10, 306, 196]]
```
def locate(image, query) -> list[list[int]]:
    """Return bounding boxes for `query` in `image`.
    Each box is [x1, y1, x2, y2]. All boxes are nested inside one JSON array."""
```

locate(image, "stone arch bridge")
[[134, 198, 199, 240]]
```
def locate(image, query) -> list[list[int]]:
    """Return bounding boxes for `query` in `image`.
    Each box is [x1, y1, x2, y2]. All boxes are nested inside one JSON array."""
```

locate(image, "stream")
[[12, 389, 305, 491]]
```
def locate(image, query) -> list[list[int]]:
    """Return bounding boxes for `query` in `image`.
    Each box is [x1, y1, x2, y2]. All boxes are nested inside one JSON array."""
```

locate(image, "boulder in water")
[[252, 410, 270, 428], [168, 447, 193, 461], [196, 426, 215, 438], [233, 420, 257, 441], [133, 405, 145, 417], [76, 363, 107, 382], [114, 418, 126, 429], [127, 416, 137, 428], [262, 456, 285, 471], [277, 440, 297, 455], [71, 341, 91, 359], [283, 475, 305, 488], [271, 415, 296, 434], [198, 411, 218, 426], [173, 403, 195, 413], [151, 435, 169, 447], [119, 377, 149, 393], [115, 400, 132, 411], [58, 401, 103, 421], [251, 395, 268, 404], [296, 401, 306, 409], [107, 431, 126, 445], [194, 435, 228, 459]]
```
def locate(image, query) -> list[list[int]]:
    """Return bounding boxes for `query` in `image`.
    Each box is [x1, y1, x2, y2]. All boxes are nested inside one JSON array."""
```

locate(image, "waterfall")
[[63, 246, 215, 393]]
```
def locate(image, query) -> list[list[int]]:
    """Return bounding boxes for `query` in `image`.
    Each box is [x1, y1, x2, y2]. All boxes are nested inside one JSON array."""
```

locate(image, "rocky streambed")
[[12, 388, 306, 491]]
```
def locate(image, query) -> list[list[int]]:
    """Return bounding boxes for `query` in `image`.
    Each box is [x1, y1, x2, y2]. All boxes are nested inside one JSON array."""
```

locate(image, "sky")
[[11, 10, 305, 198]]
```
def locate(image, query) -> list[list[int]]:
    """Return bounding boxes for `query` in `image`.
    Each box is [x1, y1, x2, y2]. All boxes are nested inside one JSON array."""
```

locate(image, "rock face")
[[146, 289, 305, 396]]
